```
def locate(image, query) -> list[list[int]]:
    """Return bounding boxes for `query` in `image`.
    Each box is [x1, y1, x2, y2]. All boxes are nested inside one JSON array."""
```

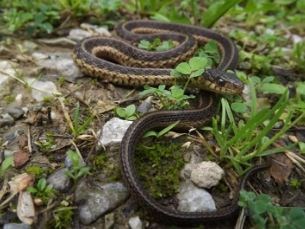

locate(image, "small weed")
[[65, 150, 90, 182], [195, 40, 221, 66], [138, 38, 175, 51], [140, 85, 194, 110], [57, 76, 66, 87], [289, 178, 302, 190], [50, 204, 74, 229], [27, 178, 56, 204], [35, 133, 56, 153], [0, 157, 13, 177], [239, 191, 305, 229], [25, 165, 47, 178], [135, 141, 185, 199], [292, 41, 305, 72], [4, 95, 15, 104], [71, 102, 93, 137], [115, 104, 138, 120]]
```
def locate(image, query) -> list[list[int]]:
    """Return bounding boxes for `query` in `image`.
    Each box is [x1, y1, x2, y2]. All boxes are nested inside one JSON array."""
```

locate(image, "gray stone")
[[32, 52, 83, 82], [137, 96, 153, 113], [3, 223, 30, 229], [190, 161, 224, 188], [98, 118, 133, 147], [26, 78, 60, 102], [0, 61, 15, 87], [75, 180, 129, 224], [47, 168, 71, 191], [0, 113, 15, 127], [6, 107, 25, 120], [128, 216, 143, 229], [177, 181, 216, 212]]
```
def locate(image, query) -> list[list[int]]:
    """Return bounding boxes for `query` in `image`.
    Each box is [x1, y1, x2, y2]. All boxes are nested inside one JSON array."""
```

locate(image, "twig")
[[27, 125, 32, 154], [58, 97, 75, 134]]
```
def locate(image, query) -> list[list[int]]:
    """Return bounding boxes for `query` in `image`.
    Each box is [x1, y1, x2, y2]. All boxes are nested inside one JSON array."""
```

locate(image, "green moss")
[[135, 140, 185, 199], [4, 95, 15, 104], [25, 165, 46, 177], [91, 153, 121, 181]]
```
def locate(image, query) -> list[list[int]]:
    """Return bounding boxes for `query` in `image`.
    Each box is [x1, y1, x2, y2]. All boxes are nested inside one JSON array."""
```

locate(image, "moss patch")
[[135, 140, 185, 199]]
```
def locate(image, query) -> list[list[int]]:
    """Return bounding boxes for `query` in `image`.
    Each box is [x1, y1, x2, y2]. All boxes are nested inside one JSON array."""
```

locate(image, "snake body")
[[73, 20, 268, 225]]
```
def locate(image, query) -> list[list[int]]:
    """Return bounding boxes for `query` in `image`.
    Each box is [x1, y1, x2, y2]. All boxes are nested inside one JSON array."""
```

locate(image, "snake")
[[73, 20, 269, 225]]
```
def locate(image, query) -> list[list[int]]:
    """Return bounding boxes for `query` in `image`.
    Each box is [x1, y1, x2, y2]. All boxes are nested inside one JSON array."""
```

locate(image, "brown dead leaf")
[[14, 150, 30, 168], [9, 173, 34, 193], [270, 154, 293, 184]]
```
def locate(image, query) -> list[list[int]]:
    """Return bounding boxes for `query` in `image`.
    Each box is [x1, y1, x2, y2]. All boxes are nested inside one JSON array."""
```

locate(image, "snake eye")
[[218, 78, 225, 86]]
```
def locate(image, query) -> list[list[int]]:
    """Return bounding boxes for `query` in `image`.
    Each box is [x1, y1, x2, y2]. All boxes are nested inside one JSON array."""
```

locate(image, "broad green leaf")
[[115, 107, 127, 118], [299, 142, 305, 154], [170, 86, 184, 99], [201, 0, 242, 27], [296, 82, 305, 96], [0, 156, 13, 175], [231, 102, 248, 113], [189, 57, 208, 71], [261, 83, 287, 94], [175, 62, 192, 75], [125, 105, 136, 117], [262, 76, 274, 83], [190, 69, 205, 78]]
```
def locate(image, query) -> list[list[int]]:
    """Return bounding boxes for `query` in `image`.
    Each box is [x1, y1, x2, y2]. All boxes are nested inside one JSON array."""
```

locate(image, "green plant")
[[0, 157, 13, 177], [140, 85, 194, 110], [115, 104, 137, 120], [27, 178, 56, 203], [35, 133, 56, 153], [205, 89, 305, 174], [289, 178, 302, 189], [51, 205, 74, 229], [138, 38, 175, 51], [65, 150, 90, 181], [195, 40, 221, 66], [239, 191, 305, 229], [25, 165, 46, 178], [71, 102, 93, 137], [58, 0, 91, 16], [201, 0, 242, 27], [292, 41, 305, 72], [2, 1, 60, 34]]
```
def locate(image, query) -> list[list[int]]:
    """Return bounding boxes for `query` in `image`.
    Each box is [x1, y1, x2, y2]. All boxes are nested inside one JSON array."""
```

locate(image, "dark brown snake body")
[[73, 20, 269, 225]]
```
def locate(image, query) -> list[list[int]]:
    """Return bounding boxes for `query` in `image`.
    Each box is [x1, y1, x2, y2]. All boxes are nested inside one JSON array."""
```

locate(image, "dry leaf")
[[9, 173, 34, 193], [270, 154, 293, 184], [17, 191, 35, 224], [14, 150, 30, 168]]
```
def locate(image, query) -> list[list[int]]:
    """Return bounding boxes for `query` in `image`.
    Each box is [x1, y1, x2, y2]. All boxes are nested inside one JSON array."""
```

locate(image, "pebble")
[[128, 216, 143, 229], [190, 161, 224, 189], [47, 168, 71, 191], [98, 118, 133, 147], [68, 29, 92, 41], [0, 113, 15, 127], [3, 223, 31, 229], [6, 107, 24, 120], [0, 61, 15, 87], [177, 181, 216, 212], [25, 78, 60, 102], [75, 180, 129, 224], [137, 96, 153, 113]]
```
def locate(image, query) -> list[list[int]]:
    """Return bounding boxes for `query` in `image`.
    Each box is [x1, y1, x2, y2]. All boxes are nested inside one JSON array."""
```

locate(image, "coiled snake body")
[[73, 20, 269, 225]]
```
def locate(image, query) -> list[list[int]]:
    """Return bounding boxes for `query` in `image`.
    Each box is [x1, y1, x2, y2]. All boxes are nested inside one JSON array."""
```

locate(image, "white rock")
[[180, 163, 197, 180], [177, 181, 216, 212], [26, 78, 59, 102], [98, 117, 133, 147], [0, 61, 15, 87], [80, 23, 111, 36], [291, 34, 303, 44], [128, 216, 143, 229], [190, 161, 224, 189], [32, 52, 83, 81], [68, 29, 92, 41], [17, 191, 35, 225]]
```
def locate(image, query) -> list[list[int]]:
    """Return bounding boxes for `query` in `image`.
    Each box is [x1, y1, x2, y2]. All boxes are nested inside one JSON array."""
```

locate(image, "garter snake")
[[73, 20, 269, 224]]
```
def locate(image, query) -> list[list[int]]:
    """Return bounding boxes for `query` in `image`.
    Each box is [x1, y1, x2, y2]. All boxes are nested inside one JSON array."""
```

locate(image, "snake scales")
[[73, 20, 269, 225]]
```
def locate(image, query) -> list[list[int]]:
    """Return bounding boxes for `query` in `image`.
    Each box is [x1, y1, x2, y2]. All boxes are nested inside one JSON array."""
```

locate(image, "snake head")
[[204, 69, 244, 95]]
